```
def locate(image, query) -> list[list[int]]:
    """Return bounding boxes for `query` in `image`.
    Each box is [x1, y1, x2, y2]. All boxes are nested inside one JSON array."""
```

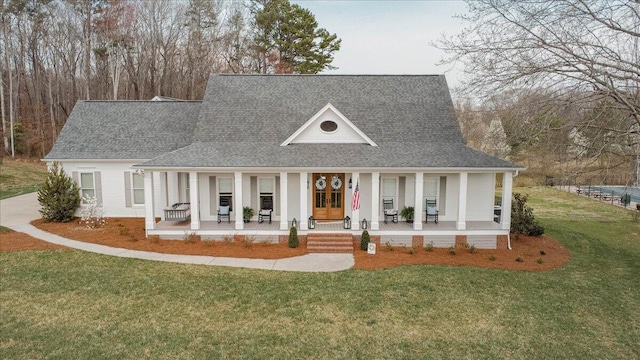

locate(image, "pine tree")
[[251, 0, 341, 74], [37, 162, 81, 222]]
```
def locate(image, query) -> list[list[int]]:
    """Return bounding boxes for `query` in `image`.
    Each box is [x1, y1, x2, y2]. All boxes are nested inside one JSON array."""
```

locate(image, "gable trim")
[[280, 103, 378, 147]]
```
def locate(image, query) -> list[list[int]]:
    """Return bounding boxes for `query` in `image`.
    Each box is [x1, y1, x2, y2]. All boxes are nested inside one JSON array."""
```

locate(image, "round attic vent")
[[320, 120, 338, 133]]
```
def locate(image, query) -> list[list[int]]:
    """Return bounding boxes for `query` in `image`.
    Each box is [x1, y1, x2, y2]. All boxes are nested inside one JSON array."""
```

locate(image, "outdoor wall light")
[[308, 216, 315, 229], [344, 216, 351, 229], [292, 218, 297, 228], [349, 177, 352, 189], [362, 218, 368, 229]]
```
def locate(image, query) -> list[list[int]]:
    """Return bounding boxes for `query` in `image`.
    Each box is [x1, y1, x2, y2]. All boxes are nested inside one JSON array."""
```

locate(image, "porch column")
[[167, 172, 179, 206], [144, 170, 156, 231], [351, 172, 360, 230], [189, 171, 200, 230], [501, 172, 513, 230], [299, 172, 308, 230], [280, 172, 288, 230], [457, 172, 468, 230], [414, 172, 424, 230], [234, 171, 243, 230], [371, 172, 380, 230], [159, 172, 168, 218]]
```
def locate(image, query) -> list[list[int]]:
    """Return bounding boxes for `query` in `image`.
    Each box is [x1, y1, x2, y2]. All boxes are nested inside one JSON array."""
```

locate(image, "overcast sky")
[[293, 0, 469, 88]]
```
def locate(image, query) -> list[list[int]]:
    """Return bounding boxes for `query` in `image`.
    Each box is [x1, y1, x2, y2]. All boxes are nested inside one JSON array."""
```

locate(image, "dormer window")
[[320, 120, 338, 133]]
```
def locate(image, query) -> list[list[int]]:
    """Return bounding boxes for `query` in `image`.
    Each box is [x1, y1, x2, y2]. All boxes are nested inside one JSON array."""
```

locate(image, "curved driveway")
[[1, 193, 354, 272]]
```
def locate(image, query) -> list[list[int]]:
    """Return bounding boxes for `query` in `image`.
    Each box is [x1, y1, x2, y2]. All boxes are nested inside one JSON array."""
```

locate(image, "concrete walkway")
[[1, 193, 354, 272]]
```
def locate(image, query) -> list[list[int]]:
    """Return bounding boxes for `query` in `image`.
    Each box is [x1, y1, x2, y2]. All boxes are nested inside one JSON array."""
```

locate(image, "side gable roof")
[[45, 101, 200, 160]]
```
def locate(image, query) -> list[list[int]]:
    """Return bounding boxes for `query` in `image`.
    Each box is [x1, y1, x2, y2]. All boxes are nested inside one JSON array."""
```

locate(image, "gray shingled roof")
[[194, 74, 464, 145], [45, 101, 201, 160], [141, 142, 517, 168], [47, 75, 520, 169], [143, 74, 518, 169]]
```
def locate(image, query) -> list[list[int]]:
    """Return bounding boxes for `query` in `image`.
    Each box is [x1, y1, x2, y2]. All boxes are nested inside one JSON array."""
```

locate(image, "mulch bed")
[[353, 234, 570, 271], [0, 229, 67, 252], [2, 218, 571, 271]]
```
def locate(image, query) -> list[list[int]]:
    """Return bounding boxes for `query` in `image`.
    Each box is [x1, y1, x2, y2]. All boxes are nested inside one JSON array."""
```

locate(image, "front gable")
[[280, 103, 377, 146]]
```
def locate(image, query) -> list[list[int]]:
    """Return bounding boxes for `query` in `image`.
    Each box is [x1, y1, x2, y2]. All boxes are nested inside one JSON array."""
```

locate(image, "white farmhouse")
[[45, 74, 522, 250]]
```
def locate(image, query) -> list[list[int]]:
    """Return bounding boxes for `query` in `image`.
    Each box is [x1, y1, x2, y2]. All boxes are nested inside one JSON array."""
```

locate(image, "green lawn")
[[2, 187, 639, 359], [0, 159, 47, 200]]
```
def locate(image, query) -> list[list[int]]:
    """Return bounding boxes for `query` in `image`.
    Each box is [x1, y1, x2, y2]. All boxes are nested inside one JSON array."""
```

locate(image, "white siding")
[[466, 173, 495, 221], [58, 161, 162, 218], [467, 235, 497, 249], [426, 235, 456, 248], [443, 174, 459, 221]]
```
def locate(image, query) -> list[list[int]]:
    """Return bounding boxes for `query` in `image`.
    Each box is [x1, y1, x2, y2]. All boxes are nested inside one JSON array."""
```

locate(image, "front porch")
[[142, 168, 514, 249]]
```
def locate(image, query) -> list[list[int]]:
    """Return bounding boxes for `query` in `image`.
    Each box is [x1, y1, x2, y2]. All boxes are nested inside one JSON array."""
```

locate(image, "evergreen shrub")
[[511, 193, 544, 238], [37, 162, 80, 222], [360, 230, 370, 250], [288, 226, 299, 248]]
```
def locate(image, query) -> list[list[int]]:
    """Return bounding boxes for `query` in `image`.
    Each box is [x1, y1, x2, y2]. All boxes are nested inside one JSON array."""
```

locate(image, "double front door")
[[312, 173, 345, 220]]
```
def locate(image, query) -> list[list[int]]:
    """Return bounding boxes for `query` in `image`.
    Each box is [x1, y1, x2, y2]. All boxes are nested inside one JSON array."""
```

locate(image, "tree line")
[[1, 0, 341, 158]]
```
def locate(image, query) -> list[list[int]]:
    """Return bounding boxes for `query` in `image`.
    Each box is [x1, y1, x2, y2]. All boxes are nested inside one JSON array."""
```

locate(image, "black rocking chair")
[[217, 205, 231, 223], [425, 199, 439, 224], [383, 199, 398, 223]]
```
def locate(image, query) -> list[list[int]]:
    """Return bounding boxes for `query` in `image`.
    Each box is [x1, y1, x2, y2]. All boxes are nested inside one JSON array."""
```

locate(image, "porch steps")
[[306, 233, 354, 253]]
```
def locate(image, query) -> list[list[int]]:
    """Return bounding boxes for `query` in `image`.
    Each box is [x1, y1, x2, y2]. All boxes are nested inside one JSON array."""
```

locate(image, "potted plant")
[[400, 206, 414, 223], [243, 206, 254, 223]]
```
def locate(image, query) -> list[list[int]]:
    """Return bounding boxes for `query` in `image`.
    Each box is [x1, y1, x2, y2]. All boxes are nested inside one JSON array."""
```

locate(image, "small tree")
[[360, 230, 370, 251], [511, 193, 544, 238], [37, 162, 81, 222], [79, 195, 106, 229], [288, 226, 299, 248]]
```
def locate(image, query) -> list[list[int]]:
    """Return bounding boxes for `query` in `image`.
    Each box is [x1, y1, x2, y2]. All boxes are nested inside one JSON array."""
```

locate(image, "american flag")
[[352, 180, 360, 211]]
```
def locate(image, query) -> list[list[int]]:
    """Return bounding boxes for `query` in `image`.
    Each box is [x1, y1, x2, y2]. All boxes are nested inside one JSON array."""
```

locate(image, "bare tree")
[[437, 0, 640, 181]]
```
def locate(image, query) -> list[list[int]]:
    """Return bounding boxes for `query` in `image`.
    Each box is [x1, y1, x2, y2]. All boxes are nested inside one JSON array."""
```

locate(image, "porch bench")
[[164, 203, 191, 221]]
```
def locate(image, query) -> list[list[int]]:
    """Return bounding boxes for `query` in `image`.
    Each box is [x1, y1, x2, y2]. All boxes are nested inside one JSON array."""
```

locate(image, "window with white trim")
[[258, 177, 275, 210], [381, 177, 398, 211], [132, 173, 145, 205], [80, 172, 95, 202], [218, 177, 233, 211], [178, 173, 190, 203], [423, 177, 439, 208]]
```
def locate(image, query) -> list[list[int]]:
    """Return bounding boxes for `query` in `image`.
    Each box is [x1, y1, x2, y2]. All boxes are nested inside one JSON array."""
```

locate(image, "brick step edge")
[[307, 241, 353, 246], [306, 236, 353, 240], [307, 248, 354, 253]]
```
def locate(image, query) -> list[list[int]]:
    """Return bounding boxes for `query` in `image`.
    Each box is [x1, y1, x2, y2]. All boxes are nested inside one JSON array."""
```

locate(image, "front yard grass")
[[0, 159, 46, 200], [1, 186, 639, 359]]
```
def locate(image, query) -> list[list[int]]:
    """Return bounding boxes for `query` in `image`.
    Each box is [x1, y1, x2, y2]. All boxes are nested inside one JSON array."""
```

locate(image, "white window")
[[178, 173, 190, 203], [218, 177, 233, 211], [132, 173, 145, 205], [258, 177, 275, 210], [423, 177, 439, 207], [80, 172, 95, 201], [381, 177, 398, 210]]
